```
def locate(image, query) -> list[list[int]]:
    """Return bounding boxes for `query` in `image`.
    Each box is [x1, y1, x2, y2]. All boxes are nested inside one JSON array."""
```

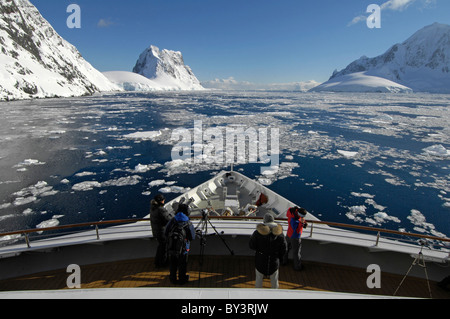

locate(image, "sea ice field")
[[0, 91, 449, 244]]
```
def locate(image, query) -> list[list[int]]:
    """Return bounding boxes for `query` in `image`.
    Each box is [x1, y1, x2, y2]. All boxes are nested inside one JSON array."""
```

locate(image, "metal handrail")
[[0, 216, 449, 250]]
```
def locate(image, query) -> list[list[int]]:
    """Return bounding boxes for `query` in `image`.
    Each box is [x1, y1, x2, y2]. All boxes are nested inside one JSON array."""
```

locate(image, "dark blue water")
[[0, 91, 449, 243]]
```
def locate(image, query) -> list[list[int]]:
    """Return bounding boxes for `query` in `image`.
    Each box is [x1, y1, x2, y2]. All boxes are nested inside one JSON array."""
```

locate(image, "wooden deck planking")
[[0, 255, 448, 299]]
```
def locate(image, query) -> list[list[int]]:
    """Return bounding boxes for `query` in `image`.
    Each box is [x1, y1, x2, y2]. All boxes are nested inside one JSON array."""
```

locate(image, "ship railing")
[[0, 217, 449, 260], [0, 218, 153, 251]]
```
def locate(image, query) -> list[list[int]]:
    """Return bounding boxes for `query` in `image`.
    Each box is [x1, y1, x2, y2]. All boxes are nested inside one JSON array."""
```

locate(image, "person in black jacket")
[[165, 204, 196, 285], [150, 194, 172, 268], [249, 213, 287, 289]]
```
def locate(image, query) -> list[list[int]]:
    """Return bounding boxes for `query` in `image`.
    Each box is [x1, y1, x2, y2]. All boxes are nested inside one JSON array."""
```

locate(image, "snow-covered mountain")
[[311, 72, 412, 93], [0, 0, 120, 101], [130, 45, 204, 91], [313, 23, 450, 93]]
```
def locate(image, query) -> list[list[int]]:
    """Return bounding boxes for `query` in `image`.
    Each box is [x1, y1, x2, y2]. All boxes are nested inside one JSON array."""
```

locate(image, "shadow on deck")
[[0, 255, 449, 299]]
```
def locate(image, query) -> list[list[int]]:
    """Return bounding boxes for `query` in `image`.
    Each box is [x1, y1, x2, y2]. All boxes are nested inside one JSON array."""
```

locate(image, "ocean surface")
[[0, 91, 449, 244]]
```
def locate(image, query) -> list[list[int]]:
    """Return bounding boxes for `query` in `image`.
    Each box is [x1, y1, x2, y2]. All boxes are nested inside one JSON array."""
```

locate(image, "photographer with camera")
[[286, 206, 308, 271]]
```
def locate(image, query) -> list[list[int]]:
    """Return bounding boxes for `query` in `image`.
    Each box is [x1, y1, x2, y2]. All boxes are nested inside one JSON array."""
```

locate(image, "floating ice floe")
[[0, 233, 22, 244], [75, 171, 96, 177], [373, 211, 401, 224], [71, 175, 142, 191], [123, 131, 162, 140], [133, 163, 162, 173], [158, 186, 191, 194], [11, 181, 58, 206], [15, 159, 46, 166], [407, 209, 447, 238], [345, 203, 400, 226], [71, 181, 102, 191], [13, 196, 37, 206], [36, 215, 64, 234], [423, 144, 450, 158], [149, 180, 167, 187], [22, 208, 34, 215], [337, 150, 358, 158], [14, 159, 46, 171], [102, 175, 142, 187], [351, 192, 375, 199], [0, 203, 12, 210], [255, 162, 300, 186]]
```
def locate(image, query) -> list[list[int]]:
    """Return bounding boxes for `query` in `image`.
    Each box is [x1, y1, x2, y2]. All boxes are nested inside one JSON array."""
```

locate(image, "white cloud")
[[97, 18, 113, 28], [348, 0, 429, 26], [380, 0, 416, 11], [347, 15, 367, 27]]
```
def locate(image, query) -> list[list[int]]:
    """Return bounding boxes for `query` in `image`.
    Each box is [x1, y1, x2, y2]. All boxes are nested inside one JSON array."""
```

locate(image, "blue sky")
[[31, 0, 450, 84]]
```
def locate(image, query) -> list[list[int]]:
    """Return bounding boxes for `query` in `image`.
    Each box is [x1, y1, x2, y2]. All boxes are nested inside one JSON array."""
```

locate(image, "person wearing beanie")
[[249, 213, 287, 289], [286, 206, 308, 271], [150, 194, 172, 268]]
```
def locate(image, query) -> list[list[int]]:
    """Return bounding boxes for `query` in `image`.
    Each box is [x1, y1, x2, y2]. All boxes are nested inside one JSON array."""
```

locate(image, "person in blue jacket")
[[165, 204, 196, 285]]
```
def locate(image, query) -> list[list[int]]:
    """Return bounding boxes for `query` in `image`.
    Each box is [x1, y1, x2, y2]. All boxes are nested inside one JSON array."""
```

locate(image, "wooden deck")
[[0, 255, 448, 299]]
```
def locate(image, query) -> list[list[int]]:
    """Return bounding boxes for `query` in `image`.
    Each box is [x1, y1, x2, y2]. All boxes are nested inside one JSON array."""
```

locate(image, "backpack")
[[167, 221, 187, 257]]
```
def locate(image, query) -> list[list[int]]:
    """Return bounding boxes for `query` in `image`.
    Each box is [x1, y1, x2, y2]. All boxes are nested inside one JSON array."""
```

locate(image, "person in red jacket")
[[286, 206, 308, 271]]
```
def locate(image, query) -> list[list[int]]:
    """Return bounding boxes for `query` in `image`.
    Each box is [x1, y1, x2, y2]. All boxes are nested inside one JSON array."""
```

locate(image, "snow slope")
[[0, 0, 121, 101], [310, 72, 412, 93], [131, 45, 204, 91], [320, 23, 450, 93], [103, 71, 173, 92]]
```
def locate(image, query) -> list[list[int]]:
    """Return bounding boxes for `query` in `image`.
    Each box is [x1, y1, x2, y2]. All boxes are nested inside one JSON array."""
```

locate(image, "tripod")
[[195, 209, 235, 286], [393, 242, 432, 298]]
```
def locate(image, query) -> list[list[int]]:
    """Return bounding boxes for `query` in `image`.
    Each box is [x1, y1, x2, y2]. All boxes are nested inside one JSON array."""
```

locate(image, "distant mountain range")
[[1, 0, 448, 100], [312, 23, 450, 93]]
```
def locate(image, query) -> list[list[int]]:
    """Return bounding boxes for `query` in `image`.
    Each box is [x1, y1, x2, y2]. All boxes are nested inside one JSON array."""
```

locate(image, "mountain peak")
[[132, 45, 203, 90]]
